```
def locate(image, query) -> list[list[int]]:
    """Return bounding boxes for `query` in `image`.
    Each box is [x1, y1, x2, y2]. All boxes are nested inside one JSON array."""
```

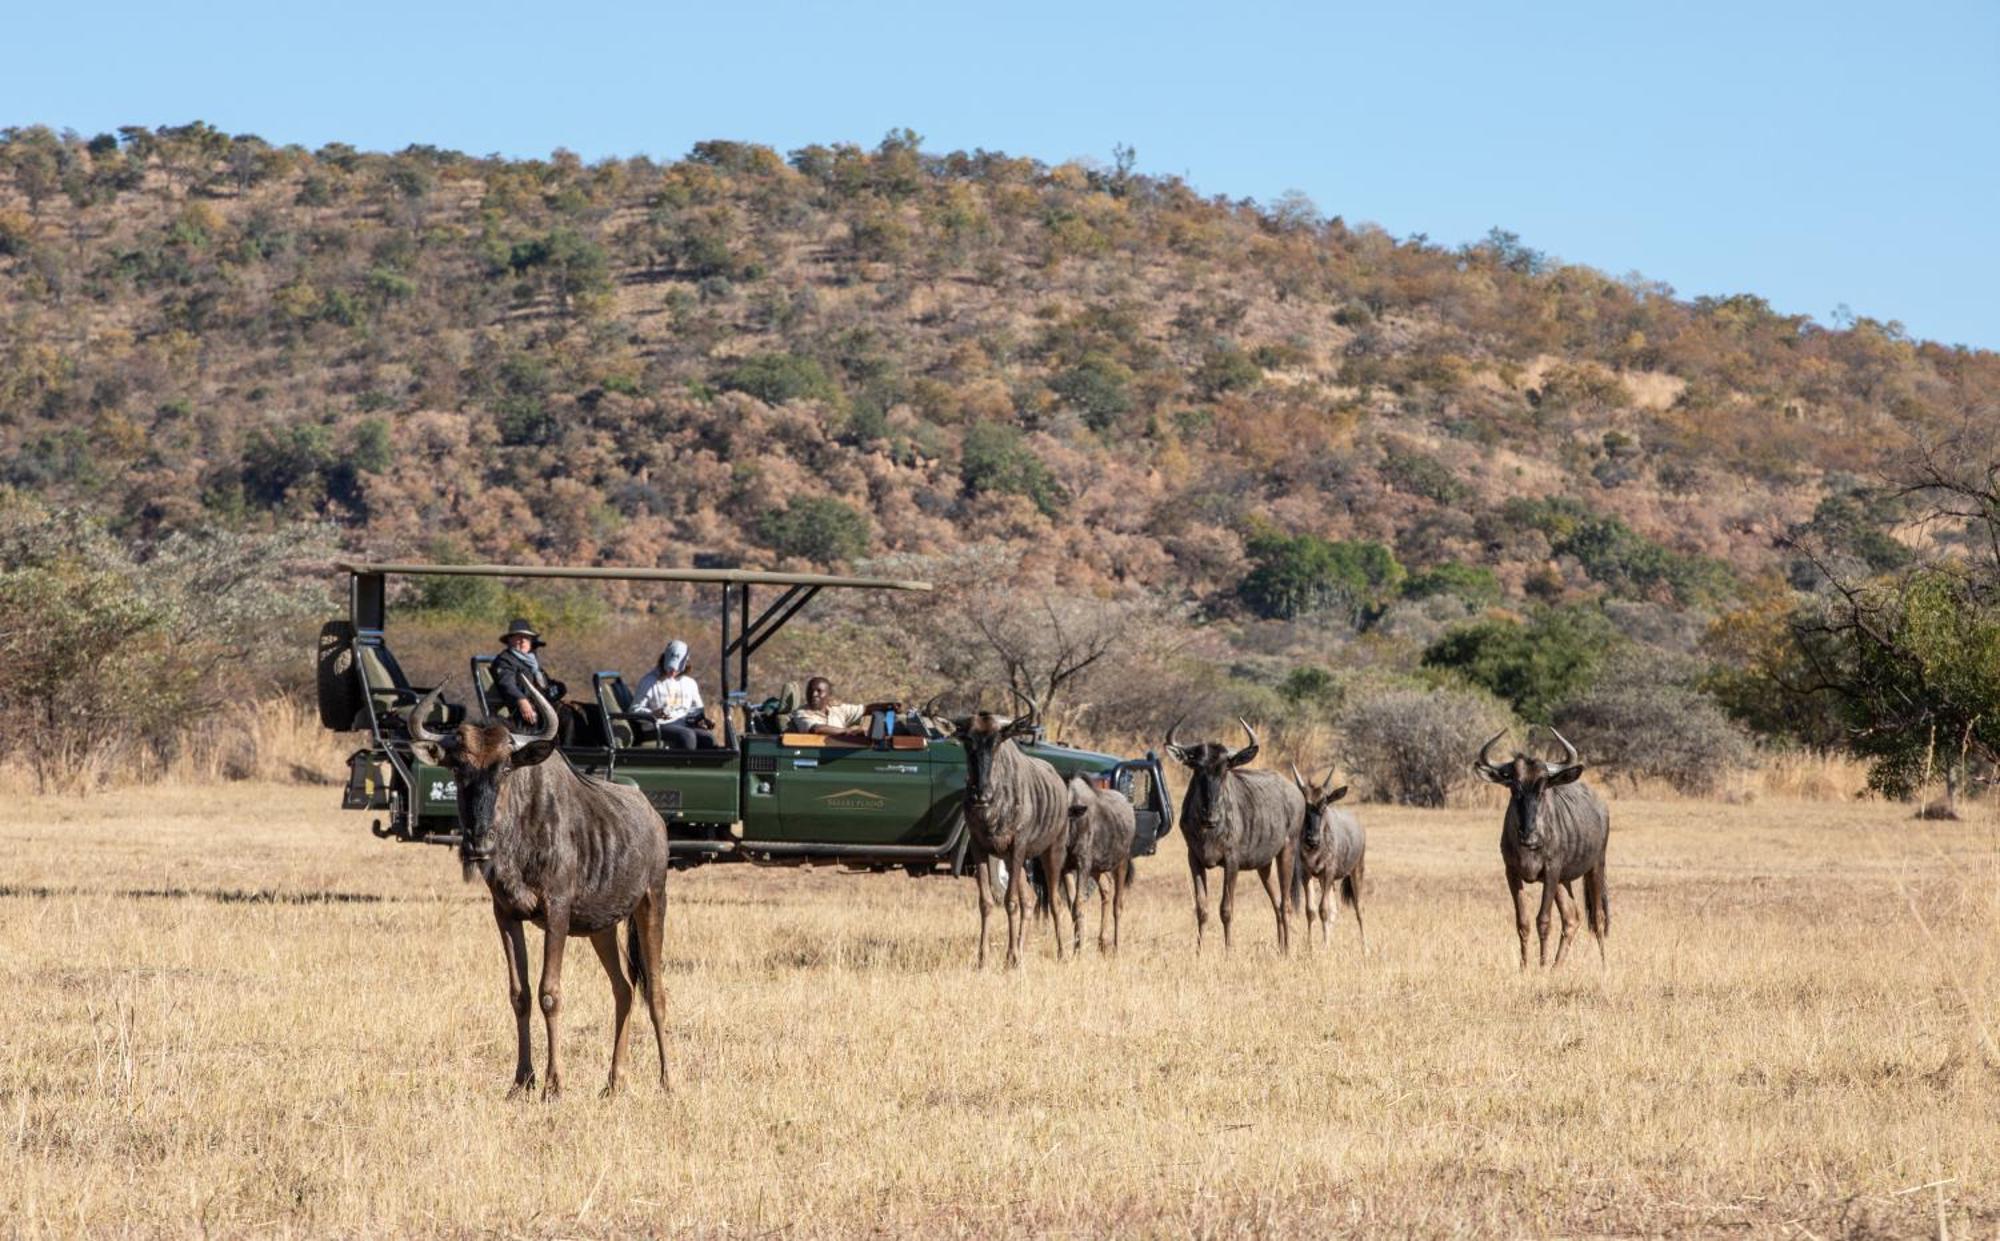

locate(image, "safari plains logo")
[[429, 780, 458, 803], [817, 787, 887, 811]]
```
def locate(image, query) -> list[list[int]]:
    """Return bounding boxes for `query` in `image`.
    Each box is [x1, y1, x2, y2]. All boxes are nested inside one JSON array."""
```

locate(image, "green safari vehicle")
[[317, 562, 1173, 873]]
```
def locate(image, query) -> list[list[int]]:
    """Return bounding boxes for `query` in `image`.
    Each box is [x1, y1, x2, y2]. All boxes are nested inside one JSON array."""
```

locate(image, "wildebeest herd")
[[411, 683, 1609, 1097]]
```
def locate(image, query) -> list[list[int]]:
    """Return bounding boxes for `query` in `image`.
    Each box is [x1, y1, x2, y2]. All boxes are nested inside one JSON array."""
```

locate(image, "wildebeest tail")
[[625, 905, 651, 1001], [1584, 862, 1609, 937]]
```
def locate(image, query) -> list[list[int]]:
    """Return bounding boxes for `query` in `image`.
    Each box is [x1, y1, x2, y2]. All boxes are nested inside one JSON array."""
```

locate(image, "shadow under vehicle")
[[317, 562, 1173, 873]]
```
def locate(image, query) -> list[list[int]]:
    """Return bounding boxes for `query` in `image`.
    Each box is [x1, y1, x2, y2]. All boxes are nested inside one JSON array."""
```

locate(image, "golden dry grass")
[[3, 784, 1996, 1236]]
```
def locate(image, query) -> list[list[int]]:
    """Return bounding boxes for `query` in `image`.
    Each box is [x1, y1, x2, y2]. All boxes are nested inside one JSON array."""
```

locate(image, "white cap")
[[662, 639, 690, 674]]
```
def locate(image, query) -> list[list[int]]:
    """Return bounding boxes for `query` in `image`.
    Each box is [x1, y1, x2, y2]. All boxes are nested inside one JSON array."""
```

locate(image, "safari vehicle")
[[317, 562, 1173, 873]]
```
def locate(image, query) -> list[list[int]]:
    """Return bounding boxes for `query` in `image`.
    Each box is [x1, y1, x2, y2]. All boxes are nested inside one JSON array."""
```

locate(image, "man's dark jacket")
[[489, 647, 564, 718]]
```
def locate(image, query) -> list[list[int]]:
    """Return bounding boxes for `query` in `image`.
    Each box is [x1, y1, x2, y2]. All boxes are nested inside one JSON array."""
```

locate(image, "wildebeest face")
[[953, 712, 1034, 809], [1166, 719, 1259, 832], [407, 681, 559, 868], [1475, 730, 1584, 850], [1290, 769, 1349, 851], [412, 723, 559, 866]]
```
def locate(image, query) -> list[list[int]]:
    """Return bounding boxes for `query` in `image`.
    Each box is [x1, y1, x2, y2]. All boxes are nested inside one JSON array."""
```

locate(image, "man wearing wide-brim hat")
[[490, 618, 569, 736]]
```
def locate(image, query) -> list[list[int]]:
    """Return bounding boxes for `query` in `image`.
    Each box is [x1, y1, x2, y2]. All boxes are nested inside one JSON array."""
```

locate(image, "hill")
[[3, 122, 1994, 788]]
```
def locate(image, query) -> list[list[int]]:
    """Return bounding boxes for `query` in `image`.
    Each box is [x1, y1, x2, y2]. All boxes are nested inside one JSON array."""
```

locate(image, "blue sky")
[[8, 0, 1996, 348]]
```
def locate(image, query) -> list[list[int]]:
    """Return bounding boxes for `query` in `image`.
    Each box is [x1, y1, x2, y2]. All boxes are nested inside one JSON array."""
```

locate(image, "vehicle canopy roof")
[[335, 561, 931, 591]]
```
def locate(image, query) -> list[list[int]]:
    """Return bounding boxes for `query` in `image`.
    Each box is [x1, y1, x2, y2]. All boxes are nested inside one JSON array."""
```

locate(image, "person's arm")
[[493, 657, 538, 725]]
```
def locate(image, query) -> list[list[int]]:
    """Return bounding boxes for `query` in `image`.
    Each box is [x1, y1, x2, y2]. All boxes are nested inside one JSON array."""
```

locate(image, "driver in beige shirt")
[[789, 676, 868, 737]]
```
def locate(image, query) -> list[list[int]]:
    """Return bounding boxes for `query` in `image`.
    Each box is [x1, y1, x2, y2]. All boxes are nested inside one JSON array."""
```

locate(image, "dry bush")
[[1340, 683, 1514, 806]]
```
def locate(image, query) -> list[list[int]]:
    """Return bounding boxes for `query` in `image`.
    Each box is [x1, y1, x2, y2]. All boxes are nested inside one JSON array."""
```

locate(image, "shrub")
[[1421, 605, 1621, 721], [718, 352, 844, 407], [1049, 353, 1135, 431], [961, 423, 1065, 517], [1402, 562, 1501, 608], [1499, 496, 1734, 606], [1340, 684, 1513, 807], [1237, 531, 1405, 625], [1554, 651, 1754, 793], [1193, 346, 1261, 396], [1381, 445, 1468, 505], [757, 496, 870, 564]]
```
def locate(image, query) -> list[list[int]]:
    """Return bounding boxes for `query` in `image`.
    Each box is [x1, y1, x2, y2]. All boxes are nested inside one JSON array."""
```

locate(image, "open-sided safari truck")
[[317, 562, 1173, 873]]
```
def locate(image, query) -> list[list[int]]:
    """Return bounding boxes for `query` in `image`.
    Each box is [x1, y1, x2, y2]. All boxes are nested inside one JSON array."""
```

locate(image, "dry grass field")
[[3, 782, 1996, 1237]]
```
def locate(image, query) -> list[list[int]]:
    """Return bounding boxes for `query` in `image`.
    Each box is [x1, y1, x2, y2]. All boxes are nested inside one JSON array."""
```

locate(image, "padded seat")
[[359, 640, 459, 732]]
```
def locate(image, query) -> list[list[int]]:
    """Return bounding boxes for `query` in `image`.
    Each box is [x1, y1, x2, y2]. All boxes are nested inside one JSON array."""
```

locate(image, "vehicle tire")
[[317, 619, 364, 730]]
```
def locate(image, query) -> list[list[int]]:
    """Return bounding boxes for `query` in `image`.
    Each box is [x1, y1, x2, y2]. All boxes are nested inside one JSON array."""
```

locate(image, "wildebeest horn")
[[1477, 729, 1507, 770], [1238, 717, 1258, 753], [1007, 687, 1037, 730], [515, 681, 560, 746], [1165, 716, 1183, 751], [1547, 725, 1579, 769], [1290, 761, 1309, 794], [408, 682, 448, 744]]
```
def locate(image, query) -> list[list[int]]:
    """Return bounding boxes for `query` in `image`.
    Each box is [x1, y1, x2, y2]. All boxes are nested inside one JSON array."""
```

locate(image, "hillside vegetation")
[[3, 122, 1995, 790]]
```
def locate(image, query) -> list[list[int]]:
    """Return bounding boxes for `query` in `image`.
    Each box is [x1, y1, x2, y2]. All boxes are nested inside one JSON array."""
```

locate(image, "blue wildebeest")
[[1165, 719, 1304, 953], [1475, 727, 1610, 969], [1289, 764, 1367, 952], [408, 682, 670, 1097], [1061, 774, 1136, 955], [952, 707, 1071, 968]]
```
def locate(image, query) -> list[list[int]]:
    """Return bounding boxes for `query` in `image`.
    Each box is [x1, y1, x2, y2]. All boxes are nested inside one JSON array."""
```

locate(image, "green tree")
[[1049, 353, 1135, 431], [718, 353, 844, 407], [1421, 606, 1622, 721], [1238, 531, 1405, 625], [960, 423, 1065, 517], [757, 496, 871, 564]]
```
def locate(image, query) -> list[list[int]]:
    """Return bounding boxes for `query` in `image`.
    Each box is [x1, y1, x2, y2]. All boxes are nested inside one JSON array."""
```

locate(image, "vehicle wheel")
[[317, 619, 363, 730]]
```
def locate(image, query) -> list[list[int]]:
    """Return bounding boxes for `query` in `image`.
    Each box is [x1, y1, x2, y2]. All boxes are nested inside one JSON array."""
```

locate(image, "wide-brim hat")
[[501, 618, 545, 648]]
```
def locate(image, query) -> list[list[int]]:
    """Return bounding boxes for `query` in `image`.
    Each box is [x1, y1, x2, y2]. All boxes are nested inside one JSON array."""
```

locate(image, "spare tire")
[[317, 619, 363, 730]]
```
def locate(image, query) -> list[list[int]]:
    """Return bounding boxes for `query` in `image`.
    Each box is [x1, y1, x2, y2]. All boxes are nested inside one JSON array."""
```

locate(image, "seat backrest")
[[470, 655, 502, 715], [357, 643, 407, 701], [593, 672, 635, 748]]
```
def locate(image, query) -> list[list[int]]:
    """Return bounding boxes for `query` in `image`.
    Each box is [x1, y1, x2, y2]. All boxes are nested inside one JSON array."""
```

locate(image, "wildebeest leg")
[[1508, 874, 1531, 971], [497, 913, 535, 1096], [1219, 861, 1240, 952], [632, 879, 670, 1088], [1099, 868, 1114, 955], [1189, 857, 1210, 954], [1317, 877, 1335, 949], [1584, 860, 1609, 963], [1258, 862, 1288, 955], [974, 855, 996, 969], [1040, 847, 1067, 962], [1066, 868, 1084, 957], [1552, 881, 1579, 968], [1004, 846, 1026, 969], [538, 907, 571, 1099], [1534, 880, 1556, 968], [1347, 861, 1366, 956], [588, 928, 633, 1096]]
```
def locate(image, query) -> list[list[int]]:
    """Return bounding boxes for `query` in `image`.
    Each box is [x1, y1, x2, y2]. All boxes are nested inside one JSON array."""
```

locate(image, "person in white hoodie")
[[632, 639, 714, 749]]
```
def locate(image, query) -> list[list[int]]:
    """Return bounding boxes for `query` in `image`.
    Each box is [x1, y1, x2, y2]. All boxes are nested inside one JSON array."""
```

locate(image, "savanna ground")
[[3, 782, 1996, 1237]]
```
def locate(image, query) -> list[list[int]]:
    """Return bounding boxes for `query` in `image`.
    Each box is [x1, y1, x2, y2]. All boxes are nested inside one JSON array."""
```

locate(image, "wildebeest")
[[1475, 727, 1610, 969], [952, 707, 1071, 968], [408, 681, 670, 1097], [1289, 765, 1366, 952], [1165, 719, 1304, 953], [1061, 775, 1136, 955]]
